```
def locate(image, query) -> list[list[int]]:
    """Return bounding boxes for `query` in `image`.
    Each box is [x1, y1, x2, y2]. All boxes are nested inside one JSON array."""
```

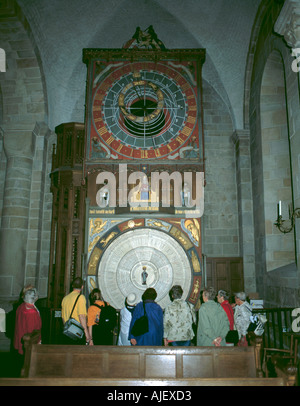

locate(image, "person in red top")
[[14, 285, 42, 355], [217, 290, 234, 330]]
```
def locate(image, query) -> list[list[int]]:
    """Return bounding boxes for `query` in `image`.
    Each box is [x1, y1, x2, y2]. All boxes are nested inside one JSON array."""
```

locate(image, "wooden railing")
[[252, 307, 296, 350], [252, 307, 300, 384]]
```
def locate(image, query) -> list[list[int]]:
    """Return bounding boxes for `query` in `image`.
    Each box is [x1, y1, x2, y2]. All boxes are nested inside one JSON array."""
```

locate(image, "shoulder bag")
[[225, 329, 239, 344], [131, 301, 149, 337], [63, 294, 85, 341], [187, 302, 197, 336]]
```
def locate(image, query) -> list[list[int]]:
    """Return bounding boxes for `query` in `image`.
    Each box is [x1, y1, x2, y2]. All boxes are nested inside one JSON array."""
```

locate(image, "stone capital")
[[231, 129, 250, 147], [33, 121, 52, 140], [274, 0, 300, 48], [3, 129, 35, 160]]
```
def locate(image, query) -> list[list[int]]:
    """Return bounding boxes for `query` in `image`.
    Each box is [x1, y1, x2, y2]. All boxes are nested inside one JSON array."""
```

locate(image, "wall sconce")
[[274, 200, 300, 233]]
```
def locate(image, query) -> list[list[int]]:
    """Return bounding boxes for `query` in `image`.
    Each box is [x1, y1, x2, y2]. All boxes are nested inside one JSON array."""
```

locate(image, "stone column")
[[232, 130, 256, 293], [0, 129, 35, 298]]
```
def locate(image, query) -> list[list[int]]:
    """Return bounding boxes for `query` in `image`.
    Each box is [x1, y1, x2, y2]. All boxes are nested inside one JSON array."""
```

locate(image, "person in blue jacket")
[[129, 288, 163, 346]]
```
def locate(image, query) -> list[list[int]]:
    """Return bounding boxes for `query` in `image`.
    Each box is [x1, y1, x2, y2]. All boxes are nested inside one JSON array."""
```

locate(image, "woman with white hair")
[[14, 285, 42, 355], [234, 292, 252, 346]]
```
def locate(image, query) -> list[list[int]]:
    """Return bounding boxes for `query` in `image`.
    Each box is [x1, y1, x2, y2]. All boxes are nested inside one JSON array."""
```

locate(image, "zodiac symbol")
[[100, 231, 118, 247]]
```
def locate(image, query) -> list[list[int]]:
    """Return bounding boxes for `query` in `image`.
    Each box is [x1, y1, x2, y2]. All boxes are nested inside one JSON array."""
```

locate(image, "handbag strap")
[[142, 301, 147, 316], [69, 293, 81, 319], [187, 302, 195, 322]]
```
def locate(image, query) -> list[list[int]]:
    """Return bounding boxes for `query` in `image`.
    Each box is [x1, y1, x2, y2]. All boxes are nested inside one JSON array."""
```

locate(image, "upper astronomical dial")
[[92, 61, 198, 159]]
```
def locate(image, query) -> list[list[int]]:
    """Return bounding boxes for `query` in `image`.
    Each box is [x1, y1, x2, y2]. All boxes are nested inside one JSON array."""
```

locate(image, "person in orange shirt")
[[87, 288, 116, 345]]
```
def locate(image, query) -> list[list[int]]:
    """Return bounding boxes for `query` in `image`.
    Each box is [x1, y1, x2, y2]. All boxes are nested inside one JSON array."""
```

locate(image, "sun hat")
[[126, 293, 137, 306]]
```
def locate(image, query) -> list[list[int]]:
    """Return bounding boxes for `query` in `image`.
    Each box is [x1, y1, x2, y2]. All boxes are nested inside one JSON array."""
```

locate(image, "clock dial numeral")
[[105, 135, 115, 145]]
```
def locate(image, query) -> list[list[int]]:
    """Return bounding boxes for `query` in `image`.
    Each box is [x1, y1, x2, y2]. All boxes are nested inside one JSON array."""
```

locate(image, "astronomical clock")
[[48, 27, 205, 314]]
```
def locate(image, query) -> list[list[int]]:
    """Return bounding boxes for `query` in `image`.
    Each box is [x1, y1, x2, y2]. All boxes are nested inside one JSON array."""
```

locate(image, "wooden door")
[[205, 257, 244, 296]]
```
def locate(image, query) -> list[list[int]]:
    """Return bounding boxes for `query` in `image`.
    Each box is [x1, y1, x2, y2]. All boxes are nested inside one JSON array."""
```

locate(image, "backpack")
[[92, 302, 117, 345]]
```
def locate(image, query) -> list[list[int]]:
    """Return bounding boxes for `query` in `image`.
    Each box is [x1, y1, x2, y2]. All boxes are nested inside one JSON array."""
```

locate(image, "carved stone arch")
[[244, 0, 285, 130], [0, 2, 48, 131]]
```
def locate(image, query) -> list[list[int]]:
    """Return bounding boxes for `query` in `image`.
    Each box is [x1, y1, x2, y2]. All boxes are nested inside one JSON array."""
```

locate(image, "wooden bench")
[[0, 377, 286, 386], [22, 343, 259, 379], [21, 329, 41, 377], [0, 331, 288, 385]]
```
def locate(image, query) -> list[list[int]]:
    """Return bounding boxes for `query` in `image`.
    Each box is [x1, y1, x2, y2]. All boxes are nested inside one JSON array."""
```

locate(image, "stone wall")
[[249, 0, 300, 307], [202, 82, 238, 259], [0, 4, 51, 351], [260, 50, 294, 272]]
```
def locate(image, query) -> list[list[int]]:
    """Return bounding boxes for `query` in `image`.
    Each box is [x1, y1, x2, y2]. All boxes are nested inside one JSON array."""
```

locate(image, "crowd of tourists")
[[13, 277, 254, 357]]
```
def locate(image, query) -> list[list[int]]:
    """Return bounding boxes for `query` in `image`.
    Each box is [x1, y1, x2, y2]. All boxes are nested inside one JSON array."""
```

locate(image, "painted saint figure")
[[182, 182, 191, 207], [141, 266, 148, 285], [98, 180, 110, 207], [140, 175, 149, 201]]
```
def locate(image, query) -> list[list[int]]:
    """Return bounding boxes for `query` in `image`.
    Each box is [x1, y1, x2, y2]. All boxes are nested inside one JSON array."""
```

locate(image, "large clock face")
[[97, 227, 193, 309], [91, 61, 198, 159]]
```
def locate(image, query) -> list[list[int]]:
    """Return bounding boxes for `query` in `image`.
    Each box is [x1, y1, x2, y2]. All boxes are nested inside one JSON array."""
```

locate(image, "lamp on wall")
[[274, 201, 300, 233]]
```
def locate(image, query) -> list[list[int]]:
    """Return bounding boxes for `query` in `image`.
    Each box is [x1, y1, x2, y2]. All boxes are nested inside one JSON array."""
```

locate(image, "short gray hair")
[[218, 290, 229, 300], [235, 292, 246, 301], [169, 285, 183, 300], [203, 286, 216, 301]]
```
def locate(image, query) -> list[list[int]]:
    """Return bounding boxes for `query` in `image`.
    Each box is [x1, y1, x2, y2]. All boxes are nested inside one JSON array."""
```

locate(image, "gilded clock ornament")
[[118, 71, 165, 125]]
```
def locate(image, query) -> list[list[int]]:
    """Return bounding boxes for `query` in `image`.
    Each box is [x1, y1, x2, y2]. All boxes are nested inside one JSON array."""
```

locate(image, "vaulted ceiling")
[[16, 0, 262, 131]]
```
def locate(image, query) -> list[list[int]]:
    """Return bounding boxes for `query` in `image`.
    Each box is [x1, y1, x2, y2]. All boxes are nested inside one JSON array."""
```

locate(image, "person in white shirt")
[[234, 291, 252, 346], [117, 293, 137, 346]]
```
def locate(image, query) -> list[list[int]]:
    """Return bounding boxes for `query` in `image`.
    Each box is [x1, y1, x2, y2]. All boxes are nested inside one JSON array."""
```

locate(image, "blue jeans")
[[169, 340, 191, 346]]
